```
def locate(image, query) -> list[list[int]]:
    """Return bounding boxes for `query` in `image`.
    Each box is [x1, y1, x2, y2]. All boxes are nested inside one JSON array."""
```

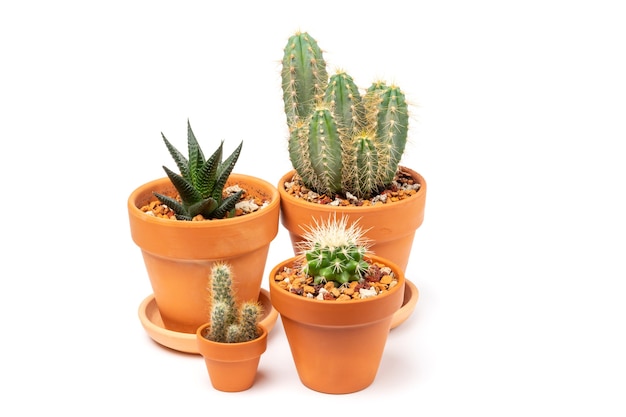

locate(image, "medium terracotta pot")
[[277, 166, 426, 271], [128, 174, 280, 334], [269, 254, 405, 394], [196, 323, 268, 392]]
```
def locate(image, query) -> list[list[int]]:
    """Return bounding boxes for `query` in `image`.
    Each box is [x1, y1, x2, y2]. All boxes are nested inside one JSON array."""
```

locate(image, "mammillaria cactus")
[[153, 120, 243, 221], [271, 215, 400, 301], [205, 263, 262, 343], [299, 215, 372, 286], [281, 31, 409, 199]]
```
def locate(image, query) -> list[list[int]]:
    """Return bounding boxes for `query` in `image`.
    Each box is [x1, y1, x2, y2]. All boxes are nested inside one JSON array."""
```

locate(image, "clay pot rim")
[[277, 166, 426, 213], [196, 323, 269, 361], [196, 322, 269, 346], [128, 173, 280, 228], [269, 254, 406, 307]]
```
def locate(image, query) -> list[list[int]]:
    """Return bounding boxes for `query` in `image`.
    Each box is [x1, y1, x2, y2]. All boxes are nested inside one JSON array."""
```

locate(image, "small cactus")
[[281, 31, 409, 199], [153, 120, 243, 221], [205, 263, 262, 343], [298, 215, 372, 285]]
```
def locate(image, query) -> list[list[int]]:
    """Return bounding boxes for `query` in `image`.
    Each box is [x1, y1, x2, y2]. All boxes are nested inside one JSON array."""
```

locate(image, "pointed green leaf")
[[187, 120, 205, 187], [161, 133, 189, 181], [188, 197, 218, 218], [210, 189, 243, 219], [158, 120, 244, 220], [163, 165, 202, 206], [198, 141, 223, 198], [152, 192, 186, 216], [213, 141, 242, 201]]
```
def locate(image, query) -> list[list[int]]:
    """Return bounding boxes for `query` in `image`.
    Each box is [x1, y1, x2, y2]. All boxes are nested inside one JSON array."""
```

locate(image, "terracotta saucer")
[[390, 279, 419, 329], [138, 288, 278, 354], [139, 280, 417, 353]]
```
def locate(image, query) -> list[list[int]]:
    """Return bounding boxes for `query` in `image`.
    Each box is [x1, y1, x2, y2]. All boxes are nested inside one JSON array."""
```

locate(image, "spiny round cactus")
[[205, 263, 262, 343], [281, 31, 409, 199], [153, 120, 243, 221], [298, 215, 372, 285]]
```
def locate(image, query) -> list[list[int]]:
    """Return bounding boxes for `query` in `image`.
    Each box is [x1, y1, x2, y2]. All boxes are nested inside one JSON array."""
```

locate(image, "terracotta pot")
[[196, 323, 268, 392], [277, 166, 426, 271], [128, 174, 280, 333], [269, 254, 405, 394]]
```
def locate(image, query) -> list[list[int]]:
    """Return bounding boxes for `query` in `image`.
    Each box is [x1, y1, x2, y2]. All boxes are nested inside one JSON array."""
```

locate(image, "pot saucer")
[[138, 288, 278, 354], [391, 279, 419, 329]]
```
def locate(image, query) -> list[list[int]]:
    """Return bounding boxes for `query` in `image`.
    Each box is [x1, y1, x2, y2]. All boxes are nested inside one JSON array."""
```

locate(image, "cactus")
[[281, 31, 328, 130], [281, 31, 409, 199], [153, 120, 244, 221], [298, 215, 372, 286], [205, 263, 263, 343]]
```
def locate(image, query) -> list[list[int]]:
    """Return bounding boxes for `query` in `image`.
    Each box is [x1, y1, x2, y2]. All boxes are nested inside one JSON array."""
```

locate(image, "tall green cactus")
[[281, 31, 409, 199], [205, 263, 262, 343], [281, 31, 328, 130]]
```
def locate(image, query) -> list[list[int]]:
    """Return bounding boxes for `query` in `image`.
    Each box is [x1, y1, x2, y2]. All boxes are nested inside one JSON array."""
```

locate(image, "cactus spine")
[[281, 32, 409, 199], [205, 263, 262, 343], [299, 215, 372, 286]]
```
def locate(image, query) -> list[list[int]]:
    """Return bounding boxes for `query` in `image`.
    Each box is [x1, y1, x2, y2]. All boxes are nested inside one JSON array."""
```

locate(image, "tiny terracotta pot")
[[269, 255, 405, 394], [277, 166, 426, 272], [196, 323, 268, 392], [128, 174, 280, 333]]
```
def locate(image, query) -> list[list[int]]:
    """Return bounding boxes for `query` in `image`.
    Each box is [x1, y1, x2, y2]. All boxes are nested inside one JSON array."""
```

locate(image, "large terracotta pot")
[[277, 166, 426, 271], [269, 254, 405, 394], [196, 323, 268, 392], [128, 174, 280, 334]]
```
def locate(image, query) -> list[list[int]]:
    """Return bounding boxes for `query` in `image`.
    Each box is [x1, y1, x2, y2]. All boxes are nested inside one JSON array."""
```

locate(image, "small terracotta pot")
[[196, 324, 268, 392], [277, 166, 426, 271], [269, 255, 405, 394], [128, 174, 280, 333]]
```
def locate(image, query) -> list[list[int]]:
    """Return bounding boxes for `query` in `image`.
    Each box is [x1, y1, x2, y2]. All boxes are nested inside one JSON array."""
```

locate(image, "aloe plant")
[[205, 263, 262, 343], [281, 31, 409, 199], [153, 120, 243, 221], [299, 216, 372, 285]]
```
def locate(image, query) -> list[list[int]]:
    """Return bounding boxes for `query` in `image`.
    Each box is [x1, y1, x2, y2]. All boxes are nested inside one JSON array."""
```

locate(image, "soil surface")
[[272, 259, 399, 301], [139, 185, 270, 221], [282, 167, 421, 206]]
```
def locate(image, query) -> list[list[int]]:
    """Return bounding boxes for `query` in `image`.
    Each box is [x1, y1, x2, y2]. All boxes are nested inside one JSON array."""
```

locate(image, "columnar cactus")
[[205, 263, 262, 343], [299, 215, 372, 285], [281, 31, 409, 199]]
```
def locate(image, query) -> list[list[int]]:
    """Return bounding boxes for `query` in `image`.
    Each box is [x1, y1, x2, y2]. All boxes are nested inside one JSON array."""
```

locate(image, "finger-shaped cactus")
[[365, 82, 409, 185], [204, 263, 263, 343], [281, 31, 328, 130], [352, 133, 379, 198], [281, 32, 410, 199], [208, 300, 230, 343], [308, 108, 343, 195], [324, 71, 364, 136], [238, 302, 263, 342]]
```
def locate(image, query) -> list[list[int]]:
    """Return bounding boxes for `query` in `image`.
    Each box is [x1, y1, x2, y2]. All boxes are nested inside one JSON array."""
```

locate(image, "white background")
[[2, 0, 625, 415]]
